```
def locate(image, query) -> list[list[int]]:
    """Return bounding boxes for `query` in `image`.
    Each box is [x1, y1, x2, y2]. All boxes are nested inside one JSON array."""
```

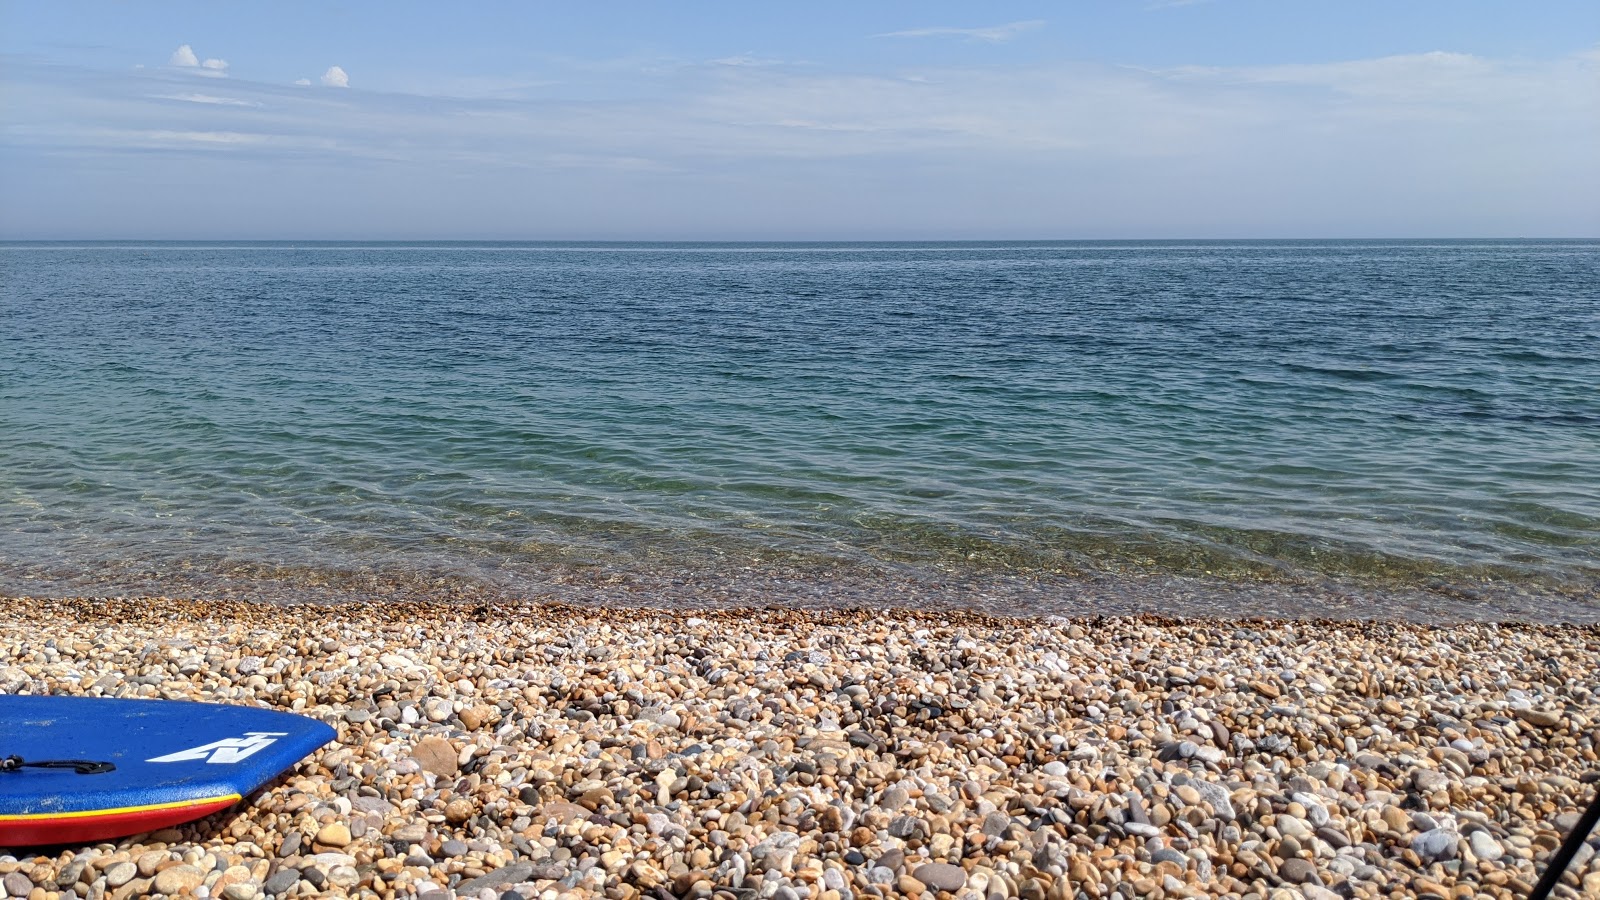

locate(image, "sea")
[[2, 241, 1597, 621]]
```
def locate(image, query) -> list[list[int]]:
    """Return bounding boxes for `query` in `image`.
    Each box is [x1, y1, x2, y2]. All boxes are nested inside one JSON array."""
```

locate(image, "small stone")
[[1468, 831, 1503, 862], [104, 863, 138, 889], [445, 797, 475, 823], [912, 863, 967, 893], [1277, 815, 1312, 838], [315, 821, 351, 848], [1381, 805, 1412, 833], [424, 697, 454, 722], [1314, 825, 1350, 849], [1151, 849, 1187, 868], [263, 868, 301, 897], [1411, 828, 1459, 861], [222, 884, 259, 900], [898, 874, 927, 896], [392, 822, 428, 843], [1279, 859, 1316, 884], [153, 865, 205, 896], [3, 873, 34, 897], [456, 864, 537, 896], [1515, 708, 1562, 728], [412, 736, 460, 778], [879, 786, 910, 812], [328, 866, 360, 889], [577, 787, 614, 811]]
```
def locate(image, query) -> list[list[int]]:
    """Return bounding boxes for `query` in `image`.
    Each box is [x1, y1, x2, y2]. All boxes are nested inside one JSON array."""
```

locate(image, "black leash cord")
[[1528, 784, 1600, 900], [0, 754, 115, 775]]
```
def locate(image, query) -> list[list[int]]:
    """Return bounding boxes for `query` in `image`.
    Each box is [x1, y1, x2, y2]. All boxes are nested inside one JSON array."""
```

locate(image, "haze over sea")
[[3, 240, 1597, 621]]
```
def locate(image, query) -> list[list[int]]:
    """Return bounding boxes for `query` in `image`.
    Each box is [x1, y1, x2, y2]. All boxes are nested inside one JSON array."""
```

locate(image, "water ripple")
[[2, 240, 1597, 614]]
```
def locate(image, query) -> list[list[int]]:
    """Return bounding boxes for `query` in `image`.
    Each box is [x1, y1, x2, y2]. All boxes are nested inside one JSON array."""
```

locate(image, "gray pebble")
[[263, 868, 301, 897]]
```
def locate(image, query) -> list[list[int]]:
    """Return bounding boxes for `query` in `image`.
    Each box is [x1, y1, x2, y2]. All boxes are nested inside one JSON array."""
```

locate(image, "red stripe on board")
[[0, 796, 239, 846]]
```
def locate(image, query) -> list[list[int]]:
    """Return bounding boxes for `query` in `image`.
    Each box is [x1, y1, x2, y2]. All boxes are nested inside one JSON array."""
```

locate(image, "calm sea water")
[[2, 241, 1597, 619]]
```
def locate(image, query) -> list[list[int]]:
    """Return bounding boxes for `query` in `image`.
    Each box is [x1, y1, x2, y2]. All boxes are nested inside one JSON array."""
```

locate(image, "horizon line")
[[3, 235, 1596, 244]]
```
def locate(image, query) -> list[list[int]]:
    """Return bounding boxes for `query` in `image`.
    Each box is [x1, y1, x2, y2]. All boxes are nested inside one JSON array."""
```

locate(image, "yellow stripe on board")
[[0, 793, 240, 821]]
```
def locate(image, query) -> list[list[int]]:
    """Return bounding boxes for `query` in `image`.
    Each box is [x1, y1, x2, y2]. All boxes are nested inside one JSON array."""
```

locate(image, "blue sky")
[[2, 1, 1596, 238]]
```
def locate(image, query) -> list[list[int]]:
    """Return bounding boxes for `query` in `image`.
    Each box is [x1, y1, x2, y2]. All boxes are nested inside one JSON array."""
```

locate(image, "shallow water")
[[2, 240, 1597, 619]]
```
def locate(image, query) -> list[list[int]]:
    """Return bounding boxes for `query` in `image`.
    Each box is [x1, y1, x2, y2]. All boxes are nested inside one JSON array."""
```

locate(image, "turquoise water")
[[2, 241, 1597, 618]]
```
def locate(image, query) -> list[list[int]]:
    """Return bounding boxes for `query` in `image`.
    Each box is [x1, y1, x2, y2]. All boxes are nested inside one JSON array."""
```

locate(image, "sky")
[[1, 1, 1597, 239]]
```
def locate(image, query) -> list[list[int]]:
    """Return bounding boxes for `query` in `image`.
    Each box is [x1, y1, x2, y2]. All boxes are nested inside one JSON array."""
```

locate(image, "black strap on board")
[[0, 754, 116, 775], [1528, 784, 1600, 900]]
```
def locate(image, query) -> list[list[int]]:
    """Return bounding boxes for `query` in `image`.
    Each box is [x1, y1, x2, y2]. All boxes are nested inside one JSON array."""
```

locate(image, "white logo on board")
[[147, 732, 289, 765]]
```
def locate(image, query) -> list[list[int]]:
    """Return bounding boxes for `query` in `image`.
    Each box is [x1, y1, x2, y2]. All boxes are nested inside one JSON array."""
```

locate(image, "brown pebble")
[[411, 736, 460, 778]]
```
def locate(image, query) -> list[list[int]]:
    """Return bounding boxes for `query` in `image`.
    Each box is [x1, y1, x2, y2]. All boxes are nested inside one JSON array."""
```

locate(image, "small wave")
[[1281, 362, 1398, 382]]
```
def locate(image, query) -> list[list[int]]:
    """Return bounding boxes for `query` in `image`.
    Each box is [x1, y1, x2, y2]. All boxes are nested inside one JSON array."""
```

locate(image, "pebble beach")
[[2, 596, 1598, 900]]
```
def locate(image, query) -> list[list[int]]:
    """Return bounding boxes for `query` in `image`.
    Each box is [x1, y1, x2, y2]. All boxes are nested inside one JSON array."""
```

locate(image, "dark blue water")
[[3, 241, 1597, 618]]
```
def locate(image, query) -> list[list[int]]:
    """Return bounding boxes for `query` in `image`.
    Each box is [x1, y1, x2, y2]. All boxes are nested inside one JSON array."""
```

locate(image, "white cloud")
[[879, 20, 1045, 43], [153, 92, 259, 107], [141, 130, 263, 145], [295, 78, 312, 86], [201, 58, 229, 73], [321, 66, 349, 88], [170, 45, 199, 67], [711, 54, 782, 68]]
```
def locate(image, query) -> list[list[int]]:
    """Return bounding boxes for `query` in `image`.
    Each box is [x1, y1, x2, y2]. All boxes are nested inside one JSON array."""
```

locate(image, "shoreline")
[[2, 597, 1598, 900], [5, 556, 1599, 625]]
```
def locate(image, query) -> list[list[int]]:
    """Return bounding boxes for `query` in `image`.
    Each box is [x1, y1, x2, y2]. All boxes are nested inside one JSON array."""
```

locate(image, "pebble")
[[1279, 858, 1316, 884], [2, 596, 1595, 900], [152, 864, 204, 896], [1412, 828, 1459, 861], [262, 868, 300, 896], [314, 822, 350, 848], [1514, 707, 1562, 728], [1469, 830, 1505, 861], [912, 863, 967, 892], [411, 736, 460, 778], [103, 862, 137, 889]]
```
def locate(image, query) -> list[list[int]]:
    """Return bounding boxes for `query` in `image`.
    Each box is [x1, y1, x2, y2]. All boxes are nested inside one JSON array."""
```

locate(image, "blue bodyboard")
[[1, 695, 337, 846]]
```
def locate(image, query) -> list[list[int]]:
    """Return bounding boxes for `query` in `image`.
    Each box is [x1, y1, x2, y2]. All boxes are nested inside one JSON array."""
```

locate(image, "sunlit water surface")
[[3, 241, 1596, 620]]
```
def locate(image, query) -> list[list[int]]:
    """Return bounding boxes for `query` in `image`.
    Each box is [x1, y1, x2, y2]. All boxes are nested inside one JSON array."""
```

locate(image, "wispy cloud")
[[2, 46, 1595, 237], [140, 130, 264, 145], [711, 54, 785, 68], [878, 20, 1045, 43], [153, 92, 259, 107]]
